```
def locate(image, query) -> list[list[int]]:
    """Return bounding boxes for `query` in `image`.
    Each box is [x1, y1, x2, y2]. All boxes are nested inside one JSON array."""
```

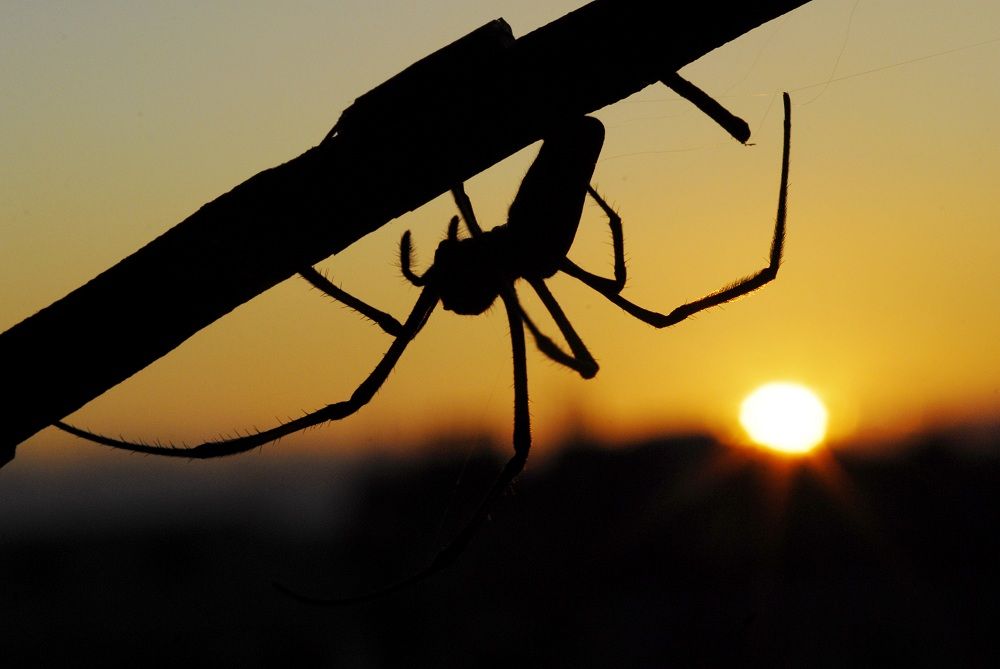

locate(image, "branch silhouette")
[[0, 0, 811, 467]]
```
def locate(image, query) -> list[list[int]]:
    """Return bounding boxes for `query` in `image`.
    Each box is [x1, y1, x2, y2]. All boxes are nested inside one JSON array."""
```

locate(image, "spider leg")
[[476, 288, 588, 378], [442, 283, 532, 559], [518, 305, 581, 370], [451, 183, 484, 237], [524, 278, 598, 379], [661, 71, 751, 144], [590, 93, 790, 329], [280, 283, 531, 606], [299, 266, 403, 336], [399, 230, 428, 286], [56, 288, 440, 458], [560, 185, 626, 295]]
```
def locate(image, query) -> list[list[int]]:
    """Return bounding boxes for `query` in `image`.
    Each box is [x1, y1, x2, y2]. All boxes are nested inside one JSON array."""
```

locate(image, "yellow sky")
[[3, 0, 999, 466]]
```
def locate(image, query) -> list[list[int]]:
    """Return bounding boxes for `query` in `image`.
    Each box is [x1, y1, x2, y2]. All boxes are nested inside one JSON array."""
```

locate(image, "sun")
[[739, 382, 828, 454]]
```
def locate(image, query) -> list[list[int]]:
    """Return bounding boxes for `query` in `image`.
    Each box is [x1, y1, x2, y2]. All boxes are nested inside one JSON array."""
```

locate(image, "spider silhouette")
[[58, 92, 791, 601]]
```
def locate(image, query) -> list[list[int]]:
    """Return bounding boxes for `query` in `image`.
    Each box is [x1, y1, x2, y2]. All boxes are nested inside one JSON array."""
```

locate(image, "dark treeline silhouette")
[[3, 432, 998, 666]]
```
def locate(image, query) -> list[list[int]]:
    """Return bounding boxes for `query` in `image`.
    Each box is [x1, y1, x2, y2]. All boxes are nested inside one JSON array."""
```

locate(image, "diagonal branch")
[[0, 0, 811, 466]]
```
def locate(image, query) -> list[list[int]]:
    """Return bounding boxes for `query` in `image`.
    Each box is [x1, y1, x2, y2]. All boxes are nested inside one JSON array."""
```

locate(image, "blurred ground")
[[2, 431, 999, 667]]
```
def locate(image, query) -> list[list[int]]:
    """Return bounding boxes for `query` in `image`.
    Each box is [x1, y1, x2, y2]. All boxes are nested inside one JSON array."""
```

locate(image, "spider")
[[58, 92, 791, 602]]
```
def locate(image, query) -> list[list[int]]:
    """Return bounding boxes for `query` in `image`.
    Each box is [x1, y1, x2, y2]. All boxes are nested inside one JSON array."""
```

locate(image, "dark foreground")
[[3, 431, 999, 667]]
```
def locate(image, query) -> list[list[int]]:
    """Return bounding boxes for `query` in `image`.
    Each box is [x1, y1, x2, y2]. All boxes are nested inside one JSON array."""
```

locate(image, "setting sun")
[[740, 382, 828, 454]]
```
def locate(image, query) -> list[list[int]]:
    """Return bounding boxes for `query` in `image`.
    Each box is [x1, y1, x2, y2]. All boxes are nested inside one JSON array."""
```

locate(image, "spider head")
[[431, 234, 506, 315]]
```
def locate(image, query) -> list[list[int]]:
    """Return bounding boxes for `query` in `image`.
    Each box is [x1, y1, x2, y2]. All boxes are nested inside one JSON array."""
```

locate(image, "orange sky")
[[3, 0, 999, 468]]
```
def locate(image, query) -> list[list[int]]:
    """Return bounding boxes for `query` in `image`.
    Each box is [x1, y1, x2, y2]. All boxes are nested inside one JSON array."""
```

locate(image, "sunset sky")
[[3, 0, 999, 469]]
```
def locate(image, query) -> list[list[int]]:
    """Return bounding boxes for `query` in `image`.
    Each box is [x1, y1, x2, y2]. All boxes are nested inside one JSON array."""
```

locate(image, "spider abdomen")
[[507, 115, 605, 278]]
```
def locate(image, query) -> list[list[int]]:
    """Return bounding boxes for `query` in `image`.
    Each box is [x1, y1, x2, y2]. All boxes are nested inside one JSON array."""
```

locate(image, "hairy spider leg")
[[301, 187, 536, 603], [516, 306, 586, 373], [299, 266, 403, 336], [398, 229, 429, 286], [450, 284, 531, 569], [578, 93, 791, 329], [55, 287, 439, 457], [525, 278, 598, 379], [661, 71, 751, 144], [559, 185, 626, 295], [450, 183, 484, 237], [284, 284, 531, 605]]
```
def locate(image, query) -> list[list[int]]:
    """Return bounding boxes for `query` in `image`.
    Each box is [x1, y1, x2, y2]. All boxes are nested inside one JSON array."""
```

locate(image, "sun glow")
[[740, 382, 828, 454]]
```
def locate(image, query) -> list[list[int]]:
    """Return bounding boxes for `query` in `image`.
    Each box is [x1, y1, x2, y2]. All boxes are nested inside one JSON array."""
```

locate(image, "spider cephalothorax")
[[415, 223, 514, 315]]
